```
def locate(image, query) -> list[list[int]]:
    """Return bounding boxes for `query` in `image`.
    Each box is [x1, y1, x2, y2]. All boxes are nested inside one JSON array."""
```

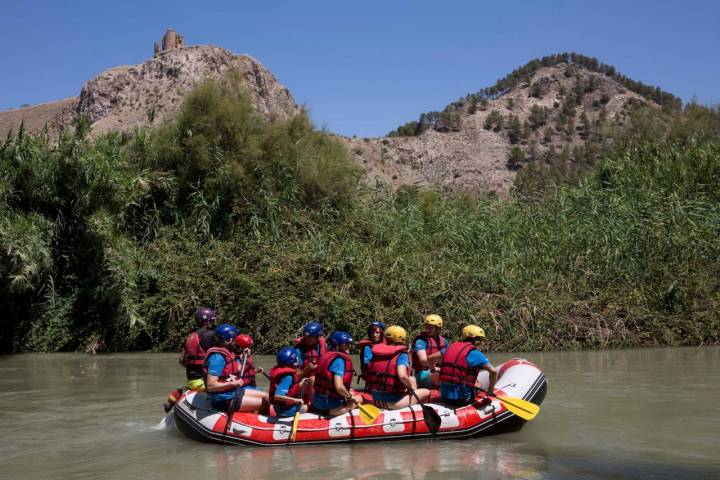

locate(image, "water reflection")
[[210, 440, 545, 480]]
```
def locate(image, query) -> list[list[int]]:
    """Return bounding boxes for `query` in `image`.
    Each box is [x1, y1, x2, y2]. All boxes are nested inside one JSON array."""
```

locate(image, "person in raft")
[[312, 332, 365, 416], [366, 325, 431, 409], [269, 347, 316, 417], [438, 325, 497, 406], [356, 321, 385, 389], [204, 324, 269, 414], [230, 333, 268, 401], [179, 307, 218, 391], [294, 321, 326, 401], [411, 314, 449, 388]]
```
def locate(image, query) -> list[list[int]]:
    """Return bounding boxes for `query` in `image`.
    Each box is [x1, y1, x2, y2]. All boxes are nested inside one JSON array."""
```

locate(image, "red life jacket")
[[411, 333, 448, 372], [180, 329, 207, 367], [269, 365, 301, 407], [314, 351, 355, 399], [295, 336, 327, 369], [356, 338, 375, 381], [366, 344, 408, 394], [438, 341, 479, 388], [238, 354, 257, 387], [202, 347, 239, 392]]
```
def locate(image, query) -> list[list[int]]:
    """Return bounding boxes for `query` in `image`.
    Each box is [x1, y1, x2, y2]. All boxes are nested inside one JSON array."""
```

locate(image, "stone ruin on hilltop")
[[154, 29, 185, 57]]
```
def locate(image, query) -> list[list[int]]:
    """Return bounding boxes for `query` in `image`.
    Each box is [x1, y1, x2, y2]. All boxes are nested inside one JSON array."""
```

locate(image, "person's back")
[[179, 307, 217, 389], [366, 326, 430, 410], [439, 325, 496, 406]]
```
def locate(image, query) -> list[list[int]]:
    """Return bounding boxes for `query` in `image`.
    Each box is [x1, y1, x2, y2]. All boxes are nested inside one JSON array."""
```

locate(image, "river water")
[[0, 347, 718, 479]]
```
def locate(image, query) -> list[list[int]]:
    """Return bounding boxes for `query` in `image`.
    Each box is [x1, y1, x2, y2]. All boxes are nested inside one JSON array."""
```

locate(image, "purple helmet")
[[195, 307, 217, 326]]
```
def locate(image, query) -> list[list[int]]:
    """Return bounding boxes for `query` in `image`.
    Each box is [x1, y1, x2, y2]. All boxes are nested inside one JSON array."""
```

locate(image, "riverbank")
[[1, 77, 718, 353]]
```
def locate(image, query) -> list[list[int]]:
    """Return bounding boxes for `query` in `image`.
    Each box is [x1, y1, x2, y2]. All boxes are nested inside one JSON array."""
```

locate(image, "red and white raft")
[[173, 358, 547, 446]]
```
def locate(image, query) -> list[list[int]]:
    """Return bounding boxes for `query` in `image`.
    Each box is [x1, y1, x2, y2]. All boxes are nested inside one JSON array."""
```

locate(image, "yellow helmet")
[[384, 325, 407, 343], [424, 314, 443, 328], [462, 325, 486, 340]]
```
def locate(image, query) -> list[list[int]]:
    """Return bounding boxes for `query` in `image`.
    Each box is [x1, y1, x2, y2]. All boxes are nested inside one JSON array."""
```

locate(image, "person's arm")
[[205, 374, 243, 392], [273, 376, 303, 405], [273, 394, 304, 405], [482, 364, 498, 394], [298, 362, 316, 378], [397, 364, 413, 389], [204, 354, 243, 392], [333, 374, 353, 403]]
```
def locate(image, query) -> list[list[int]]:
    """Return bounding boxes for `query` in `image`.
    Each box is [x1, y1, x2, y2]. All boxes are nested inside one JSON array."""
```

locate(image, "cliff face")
[[77, 45, 299, 134], [0, 45, 299, 137], [344, 64, 651, 196]]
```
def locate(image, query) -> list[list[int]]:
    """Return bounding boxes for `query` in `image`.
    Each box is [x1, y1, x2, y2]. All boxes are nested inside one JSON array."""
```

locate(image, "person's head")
[[276, 346, 299, 367], [195, 307, 217, 329], [367, 321, 385, 343], [384, 325, 407, 345], [215, 323, 239, 346], [234, 334, 253, 353], [302, 321, 324, 346], [328, 331, 353, 352], [461, 325, 486, 347], [424, 314, 443, 337]]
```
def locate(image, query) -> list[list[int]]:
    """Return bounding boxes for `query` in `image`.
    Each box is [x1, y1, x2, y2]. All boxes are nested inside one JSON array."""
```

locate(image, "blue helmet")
[[303, 321, 324, 337], [328, 331, 353, 349], [215, 323, 239, 342], [276, 347, 298, 367], [367, 321, 386, 336]]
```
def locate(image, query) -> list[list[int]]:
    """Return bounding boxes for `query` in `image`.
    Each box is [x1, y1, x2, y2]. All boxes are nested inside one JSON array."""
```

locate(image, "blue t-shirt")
[[413, 336, 449, 353], [440, 349, 490, 402], [273, 374, 298, 417], [371, 353, 410, 403], [206, 352, 235, 403], [362, 345, 373, 366], [312, 357, 345, 410]]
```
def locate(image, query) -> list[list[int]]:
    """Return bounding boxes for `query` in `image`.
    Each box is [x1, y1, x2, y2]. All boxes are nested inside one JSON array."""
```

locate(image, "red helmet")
[[235, 334, 254, 349]]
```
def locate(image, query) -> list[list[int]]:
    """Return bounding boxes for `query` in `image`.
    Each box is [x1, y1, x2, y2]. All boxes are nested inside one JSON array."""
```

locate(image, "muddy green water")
[[0, 347, 718, 479]]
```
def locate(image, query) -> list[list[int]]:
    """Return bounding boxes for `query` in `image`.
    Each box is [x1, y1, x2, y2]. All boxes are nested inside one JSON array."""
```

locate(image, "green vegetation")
[[1, 74, 718, 353]]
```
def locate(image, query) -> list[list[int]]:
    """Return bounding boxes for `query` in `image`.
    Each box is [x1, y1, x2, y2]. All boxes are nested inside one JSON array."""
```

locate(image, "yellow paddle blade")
[[495, 395, 540, 421], [358, 403, 382, 425], [290, 411, 301, 442]]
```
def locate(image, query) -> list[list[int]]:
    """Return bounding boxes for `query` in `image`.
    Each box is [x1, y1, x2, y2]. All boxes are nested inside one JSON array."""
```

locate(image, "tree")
[[529, 105, 549, 129], [580, 112, 591, 140], [508, 115, 522, 144], [531, 82, 544, 98], [506, 146, 525, 170]]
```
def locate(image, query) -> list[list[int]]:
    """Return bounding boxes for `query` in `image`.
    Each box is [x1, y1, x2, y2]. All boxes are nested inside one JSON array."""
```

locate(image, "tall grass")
[[1, 73, 718, 352]]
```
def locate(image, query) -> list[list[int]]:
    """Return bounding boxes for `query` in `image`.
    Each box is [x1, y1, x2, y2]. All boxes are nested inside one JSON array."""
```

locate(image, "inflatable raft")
[[173, 358, 547, 446]]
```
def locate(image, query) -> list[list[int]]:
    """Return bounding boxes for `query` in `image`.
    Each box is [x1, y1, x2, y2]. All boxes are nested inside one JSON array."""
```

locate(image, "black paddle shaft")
[[409, 389, 441, 434]]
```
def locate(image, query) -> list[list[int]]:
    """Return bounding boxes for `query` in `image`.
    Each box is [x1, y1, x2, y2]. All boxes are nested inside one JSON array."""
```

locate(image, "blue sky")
[[1, 0, 718, 137]]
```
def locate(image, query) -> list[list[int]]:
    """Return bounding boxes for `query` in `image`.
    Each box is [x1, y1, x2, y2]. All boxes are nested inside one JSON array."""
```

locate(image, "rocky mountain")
[[1, 40, 678, 196], [345, 57, 676, 196], [0, 42, 298, 137]]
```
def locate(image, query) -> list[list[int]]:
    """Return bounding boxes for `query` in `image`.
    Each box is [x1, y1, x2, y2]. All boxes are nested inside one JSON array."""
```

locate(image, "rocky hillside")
[[2, 45, 679, 196], [346, 58, 673, 196], [0, 45, 299, 137]]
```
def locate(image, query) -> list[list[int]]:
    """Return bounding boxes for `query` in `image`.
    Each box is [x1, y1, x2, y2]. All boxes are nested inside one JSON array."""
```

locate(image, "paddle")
[[223, 353, 249, 437], [409, 389, 441, 434], [356, 402, 382, 425], [480, 390, 540, 421], [289, 409, 301, 442]]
